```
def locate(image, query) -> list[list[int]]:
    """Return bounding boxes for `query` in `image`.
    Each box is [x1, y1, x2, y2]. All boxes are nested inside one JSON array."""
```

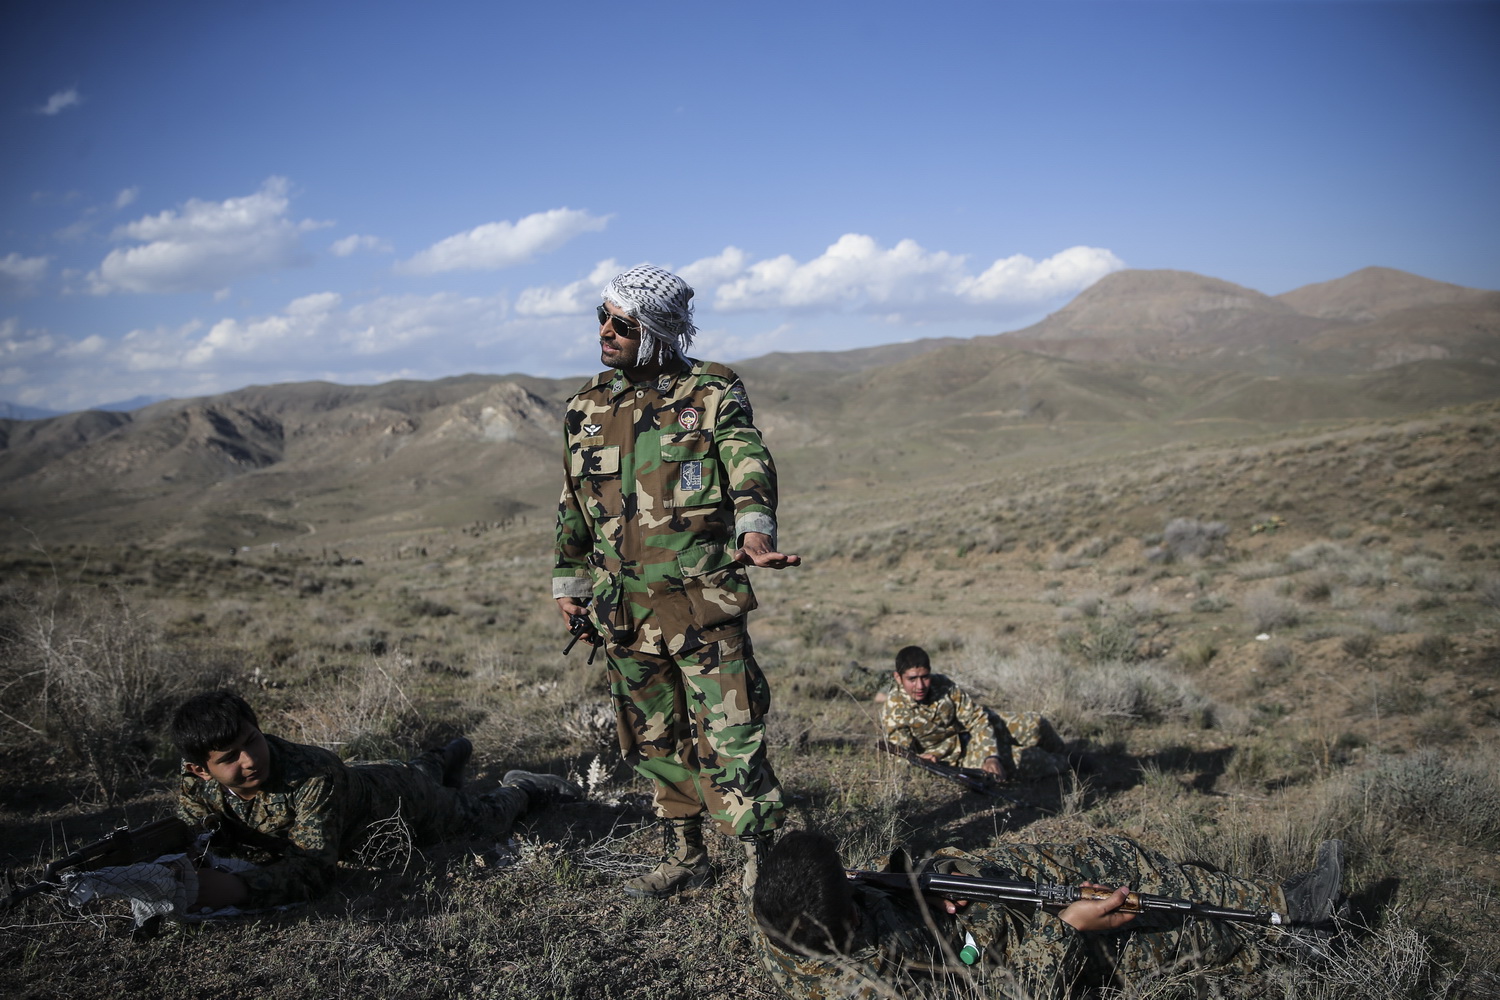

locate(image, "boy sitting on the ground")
[[880, 646, 1069, 782], [174, 690, 581, 912]]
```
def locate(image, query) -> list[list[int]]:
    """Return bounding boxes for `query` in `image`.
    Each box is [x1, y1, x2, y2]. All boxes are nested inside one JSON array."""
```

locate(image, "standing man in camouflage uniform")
[[172, 691, 580, 911], [752, 830, 1345, 999], [554, 264, 798, 897], [882, 646, 1069, 783]]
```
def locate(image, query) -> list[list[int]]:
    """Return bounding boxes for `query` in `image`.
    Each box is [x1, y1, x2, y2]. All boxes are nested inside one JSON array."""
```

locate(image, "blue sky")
[[2, 1, 1497, 412]]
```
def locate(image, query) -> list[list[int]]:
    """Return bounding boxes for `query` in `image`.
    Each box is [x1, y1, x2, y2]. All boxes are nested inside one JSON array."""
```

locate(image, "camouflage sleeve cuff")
[[552, 577, 593, 600], [736, 512, 777, 548]]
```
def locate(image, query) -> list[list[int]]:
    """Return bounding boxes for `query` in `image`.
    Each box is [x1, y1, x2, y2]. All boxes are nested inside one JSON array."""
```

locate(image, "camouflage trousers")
[[223, 753, 533, 904], [349, 753, 531, 856], [605, 623, 785, 837], [959, 709, 1069, 781]]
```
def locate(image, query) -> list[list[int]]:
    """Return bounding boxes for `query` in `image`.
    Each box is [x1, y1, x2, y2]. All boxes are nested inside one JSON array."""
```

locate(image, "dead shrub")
[[1244, 587, 1303, 633], [1, 585, 232, 801]]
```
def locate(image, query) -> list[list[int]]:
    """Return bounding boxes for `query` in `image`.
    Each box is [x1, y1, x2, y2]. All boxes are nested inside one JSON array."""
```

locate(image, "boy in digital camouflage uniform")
[[172, 690, 580, 911], [553, 264, 799, 897], [881, 645, 1069, 782], [751, 830, 1345, 1000]]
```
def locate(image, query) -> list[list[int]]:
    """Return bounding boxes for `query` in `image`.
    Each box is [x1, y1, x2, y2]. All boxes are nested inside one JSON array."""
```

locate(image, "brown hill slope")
[[0, 378, 567, 548], [1275, 265, 1493, 319], [1022, 269, 1303, 340], [1002, 267, 1500, 375]]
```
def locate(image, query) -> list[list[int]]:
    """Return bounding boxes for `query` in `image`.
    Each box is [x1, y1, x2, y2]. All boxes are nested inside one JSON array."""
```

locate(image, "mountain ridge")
[[4, 265, 1496, 549]]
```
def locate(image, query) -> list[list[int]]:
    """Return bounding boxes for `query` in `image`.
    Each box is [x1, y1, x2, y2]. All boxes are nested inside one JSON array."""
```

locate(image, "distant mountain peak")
[[1023, 268, 1290, 342], [1276, 267, 1491, 320]]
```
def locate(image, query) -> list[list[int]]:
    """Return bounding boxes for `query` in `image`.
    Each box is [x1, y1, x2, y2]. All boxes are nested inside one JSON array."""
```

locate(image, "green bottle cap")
[[959, 931, 979, 965]]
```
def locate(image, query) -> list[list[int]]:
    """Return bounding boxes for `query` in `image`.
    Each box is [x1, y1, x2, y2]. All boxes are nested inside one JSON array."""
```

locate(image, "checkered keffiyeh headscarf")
[[602, 264, 697, 367]]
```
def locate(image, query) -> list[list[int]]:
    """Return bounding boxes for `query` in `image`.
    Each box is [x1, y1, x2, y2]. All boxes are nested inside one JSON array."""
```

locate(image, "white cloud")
[[38, 88, 81, 116], [61, 334, 107, 357], [114, 187, 139, 210], [0, 253, 50, 295], [8, 232, 1126, 412], [514, 259, 620, 317], [154, 290, 512, 371], [712, 234, 966, 310], [1, 319, 63, 366], [956, 246, 1126, 304], [330, 233, 392, 257], [287, 291, 342, 315], [6, 285, 590, 410], [398, 208, 609, 275], [679, 247, 750, 291], [89, 177, 324, 295], [705, 235, 1124, 317]]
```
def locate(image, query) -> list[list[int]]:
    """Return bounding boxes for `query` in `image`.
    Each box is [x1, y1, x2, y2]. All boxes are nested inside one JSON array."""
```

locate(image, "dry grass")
[[2, 406, 1499, 998]]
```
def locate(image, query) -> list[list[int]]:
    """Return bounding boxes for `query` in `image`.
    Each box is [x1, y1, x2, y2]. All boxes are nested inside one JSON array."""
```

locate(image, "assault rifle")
[[3, 817, 195, 912], [846, 868, 1292, 926], [877, 740, 1023, 804], [562, 612, 601, 664]]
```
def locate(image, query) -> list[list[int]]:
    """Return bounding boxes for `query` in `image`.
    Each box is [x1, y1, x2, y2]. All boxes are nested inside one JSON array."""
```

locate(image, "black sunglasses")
[[597, 304, 642, 338]]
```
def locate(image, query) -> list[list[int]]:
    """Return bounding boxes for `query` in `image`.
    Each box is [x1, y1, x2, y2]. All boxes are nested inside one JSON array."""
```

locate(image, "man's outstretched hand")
[[734, 531, 802, 570]]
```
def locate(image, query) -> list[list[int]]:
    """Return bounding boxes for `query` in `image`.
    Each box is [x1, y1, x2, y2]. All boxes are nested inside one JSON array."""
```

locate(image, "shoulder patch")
[[730, 382, 753, 420]]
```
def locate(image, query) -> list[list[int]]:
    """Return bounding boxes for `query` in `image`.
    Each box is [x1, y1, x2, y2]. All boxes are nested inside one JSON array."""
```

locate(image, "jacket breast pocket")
[[572, 444, 622, 515], [659, 431, 721, 508], [678, 541, 757, 627]]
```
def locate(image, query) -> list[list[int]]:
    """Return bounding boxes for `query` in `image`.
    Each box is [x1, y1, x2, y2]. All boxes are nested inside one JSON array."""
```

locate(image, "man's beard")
[[601, 340, 638, 370]]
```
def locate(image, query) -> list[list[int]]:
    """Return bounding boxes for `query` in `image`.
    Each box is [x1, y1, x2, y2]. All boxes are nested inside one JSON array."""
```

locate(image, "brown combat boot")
[[738, 830, 776, 894], [623, 816, 714, 898]]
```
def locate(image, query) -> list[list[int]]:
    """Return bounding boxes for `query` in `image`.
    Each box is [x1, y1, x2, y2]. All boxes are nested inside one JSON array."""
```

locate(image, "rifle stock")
[[846, 868, 1289, 926], [3, 817, 195, 912]]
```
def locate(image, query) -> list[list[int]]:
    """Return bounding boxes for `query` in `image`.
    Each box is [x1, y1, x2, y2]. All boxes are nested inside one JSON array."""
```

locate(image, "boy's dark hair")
[[172, 690, 259, 764], [894, 645, 930, 674], [753, 831, 856, 954]]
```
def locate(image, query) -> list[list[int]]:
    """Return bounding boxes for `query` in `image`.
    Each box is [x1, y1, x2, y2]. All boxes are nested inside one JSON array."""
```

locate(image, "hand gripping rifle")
[[2, 817, 196, 912], [845, 868, 1292, 926], [562, 612, 601, 664], [877, 740, 1024, 804]]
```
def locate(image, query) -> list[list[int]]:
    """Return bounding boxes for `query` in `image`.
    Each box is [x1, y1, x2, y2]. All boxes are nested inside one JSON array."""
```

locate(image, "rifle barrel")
[[847, 869, 1286, 926]]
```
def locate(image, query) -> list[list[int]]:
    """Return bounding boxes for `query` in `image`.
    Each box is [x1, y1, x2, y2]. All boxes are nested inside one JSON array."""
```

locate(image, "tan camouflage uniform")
[[553, 358, 785, 836], [753, 835, 1291, 1000], [176, 734, 528, 907], [881, 674, 1068, 781]]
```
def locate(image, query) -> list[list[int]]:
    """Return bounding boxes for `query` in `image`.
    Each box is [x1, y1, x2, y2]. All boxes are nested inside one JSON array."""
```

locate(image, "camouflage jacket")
[[552, 359, 779, 654], [753, 837, 1281, 1000], [177, 734, 420, 908], [881, 674, 1000, 765]]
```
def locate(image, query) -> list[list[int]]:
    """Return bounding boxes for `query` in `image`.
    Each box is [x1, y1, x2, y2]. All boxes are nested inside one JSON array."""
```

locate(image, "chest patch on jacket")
[[679, 407, 699, 430], [680, 460, 703, 491]]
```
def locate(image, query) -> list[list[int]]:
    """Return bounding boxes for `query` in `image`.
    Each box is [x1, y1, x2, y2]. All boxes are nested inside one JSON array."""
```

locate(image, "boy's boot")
[[623, 816, 713, 898], [1281, 839, 1345, 925], [502, 770, 584, 806], [738, 830, 776, 894], [437, 737, 473, 789]]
